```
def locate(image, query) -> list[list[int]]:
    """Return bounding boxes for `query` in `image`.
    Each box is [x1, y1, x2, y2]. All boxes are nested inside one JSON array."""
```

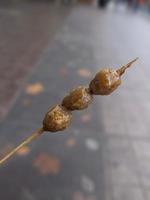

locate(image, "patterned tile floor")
[[0, 3, 150, 200]]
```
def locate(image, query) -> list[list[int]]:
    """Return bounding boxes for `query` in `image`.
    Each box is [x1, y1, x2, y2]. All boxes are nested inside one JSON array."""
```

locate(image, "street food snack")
[[43, 105, 72, 132], [62, 87, 93, 110], [0, 58, 138, 165], [89, 58, 137, 95]]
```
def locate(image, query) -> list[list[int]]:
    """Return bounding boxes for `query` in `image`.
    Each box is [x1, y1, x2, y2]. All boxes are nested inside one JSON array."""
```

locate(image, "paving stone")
[[112, 186, 145, 200], [102, 138, 134, 163], [104, 163, 139, 185], [133, 140, 150, 159], [145, 190, 150, 200], [138, 159, 150, 188]]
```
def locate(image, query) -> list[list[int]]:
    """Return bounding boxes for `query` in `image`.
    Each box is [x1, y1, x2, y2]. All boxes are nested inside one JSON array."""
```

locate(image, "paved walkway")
[[0, 4, 150, 200], [0, 2, 70, 120]]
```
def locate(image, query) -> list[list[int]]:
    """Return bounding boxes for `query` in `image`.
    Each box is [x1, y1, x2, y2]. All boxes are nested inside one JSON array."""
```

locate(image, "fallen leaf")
[[66, 137, 76, 148], [33, 153, 60, 175], [17, 146, 30, 156], [25, 82, 44, 95], [81, 114, 91, 123], [77, 68, 91, 78]]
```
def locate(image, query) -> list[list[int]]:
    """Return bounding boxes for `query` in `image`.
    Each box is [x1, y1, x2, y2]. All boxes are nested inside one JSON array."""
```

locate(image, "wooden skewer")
[[0, 127, 44, 165], [117, 57, 139, 76]]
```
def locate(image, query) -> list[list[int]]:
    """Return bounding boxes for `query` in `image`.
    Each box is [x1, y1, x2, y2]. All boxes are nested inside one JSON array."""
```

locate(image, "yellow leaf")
[[17, 146, 30, 156], [33, 153, 60, 175], [66, 137, 76, 148], [25, 82, 44, 95], [81, 114, 91, 123], [77, 68, 91, 78]]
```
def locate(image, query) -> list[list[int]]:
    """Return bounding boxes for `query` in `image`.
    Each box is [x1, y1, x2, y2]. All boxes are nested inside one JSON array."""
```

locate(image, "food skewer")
[[0, 58, 138, 165]]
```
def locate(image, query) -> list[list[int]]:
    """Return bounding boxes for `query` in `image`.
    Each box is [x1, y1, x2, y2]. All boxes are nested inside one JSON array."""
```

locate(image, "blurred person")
[[127, 0, 145, 10], [98, 0, 110, 8], [147, 0, 150, 12]]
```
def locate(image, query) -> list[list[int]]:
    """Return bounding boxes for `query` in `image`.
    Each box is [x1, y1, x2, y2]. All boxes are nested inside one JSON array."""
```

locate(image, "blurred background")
[[0, 0, 150, 200]]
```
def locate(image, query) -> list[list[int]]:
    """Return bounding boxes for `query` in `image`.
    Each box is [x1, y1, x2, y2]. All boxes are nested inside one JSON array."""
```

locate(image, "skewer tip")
[[117, 57, 139, 76]]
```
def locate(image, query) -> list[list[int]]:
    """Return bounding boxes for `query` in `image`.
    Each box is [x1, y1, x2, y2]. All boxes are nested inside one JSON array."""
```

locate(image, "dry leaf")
[[33, 153, 60, 175], [66, 137, 76, 148], [77, 68, 91, 78], [17, 146, 30, 156], [25, 82, 44, 95], [81, 114, 91, 123]]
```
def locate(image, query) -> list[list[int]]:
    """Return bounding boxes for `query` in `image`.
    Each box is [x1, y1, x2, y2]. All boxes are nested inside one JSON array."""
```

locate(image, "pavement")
[[0, 2, 150, 200], [0, 1, 71, 121]]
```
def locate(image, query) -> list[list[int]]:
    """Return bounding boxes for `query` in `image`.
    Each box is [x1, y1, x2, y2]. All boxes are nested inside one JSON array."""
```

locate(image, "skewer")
[[0, 128, 44, 165], [0, 58, 138, 165]]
